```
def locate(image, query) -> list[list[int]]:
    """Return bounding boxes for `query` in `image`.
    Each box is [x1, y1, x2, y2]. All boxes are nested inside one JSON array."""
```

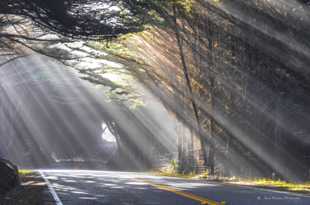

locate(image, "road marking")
[[39, 171, 64, 205], [143, 180, 226, 205]]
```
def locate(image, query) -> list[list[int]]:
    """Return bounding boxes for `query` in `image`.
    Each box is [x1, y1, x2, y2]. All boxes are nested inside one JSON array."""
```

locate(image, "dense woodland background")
[[115, 0, 310, 181]]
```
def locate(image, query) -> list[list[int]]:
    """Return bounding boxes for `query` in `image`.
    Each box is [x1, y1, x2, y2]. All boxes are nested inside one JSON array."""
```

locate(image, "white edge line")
[[39, 170, 64, 205]]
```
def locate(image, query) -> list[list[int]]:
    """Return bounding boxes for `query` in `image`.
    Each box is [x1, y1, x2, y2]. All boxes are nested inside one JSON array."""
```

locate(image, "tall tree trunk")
[[172, 6, 207, 173], [207, 20, 216, 176], [209, 78, 216, 175]]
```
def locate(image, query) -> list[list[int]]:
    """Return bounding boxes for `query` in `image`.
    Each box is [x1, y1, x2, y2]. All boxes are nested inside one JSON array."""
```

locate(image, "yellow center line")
[[141, 179, 226, 205]]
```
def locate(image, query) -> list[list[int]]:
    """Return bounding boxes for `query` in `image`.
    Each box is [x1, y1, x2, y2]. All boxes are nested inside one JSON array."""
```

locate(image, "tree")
[[0, 0, 147, 38], [0, 0, 209, 176], [0, 0, 193, 39]]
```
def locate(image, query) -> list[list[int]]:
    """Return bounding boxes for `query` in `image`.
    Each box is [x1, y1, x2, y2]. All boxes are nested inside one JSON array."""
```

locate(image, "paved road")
[[40, 170, 310, 205]]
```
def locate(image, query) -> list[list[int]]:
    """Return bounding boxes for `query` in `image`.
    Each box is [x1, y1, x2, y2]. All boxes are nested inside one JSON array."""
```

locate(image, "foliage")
[[155, 160, 209, 179], [157, 160, 179, 176], [88, 38, 136, 61], [170, 0, 194, 13], [156, 161, 195, 178], [195, 171, 209, 179], [0, 0, 195, 40]]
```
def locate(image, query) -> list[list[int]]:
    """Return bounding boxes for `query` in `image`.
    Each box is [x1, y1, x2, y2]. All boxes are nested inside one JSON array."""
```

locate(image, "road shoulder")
[[0, 171, 54, 205]]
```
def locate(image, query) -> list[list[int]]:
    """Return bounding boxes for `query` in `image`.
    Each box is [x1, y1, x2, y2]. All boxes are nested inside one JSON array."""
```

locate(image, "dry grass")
[[230, 178, 310, 194], [152, 163, 208, 179], [154, 171, 198, 179], [18, 169, 34, 176], [154, 168, 310, 194]]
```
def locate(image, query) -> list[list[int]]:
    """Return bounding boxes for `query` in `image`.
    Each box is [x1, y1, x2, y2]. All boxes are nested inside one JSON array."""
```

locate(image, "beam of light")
[[0, 50, 189, 172], [172, 67, 307, 180], [24, 37, 193, 170], [159, 66, 307, 180], [0, 54, 110, 167], [125, 27, 310, 180], [202, 0, 310, 75], [194, 52, 310, 145]]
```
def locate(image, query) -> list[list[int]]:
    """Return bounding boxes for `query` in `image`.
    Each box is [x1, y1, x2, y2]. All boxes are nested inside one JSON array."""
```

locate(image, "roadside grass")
[[154, 170, 198, 179], [154, 166, 310, 194], [18, 169, 34, 176], [153, 160, 209, 179], [231, 178, 310, 194], [154, 170, 212, 180]]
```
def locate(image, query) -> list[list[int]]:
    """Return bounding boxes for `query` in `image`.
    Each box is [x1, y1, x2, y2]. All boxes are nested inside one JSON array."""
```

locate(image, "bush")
[[0, 159, 20, 195]]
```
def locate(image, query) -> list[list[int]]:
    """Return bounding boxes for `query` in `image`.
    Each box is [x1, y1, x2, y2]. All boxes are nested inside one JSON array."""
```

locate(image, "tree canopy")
[[0, 0, 146, 38], [0, 0, 195, 40]]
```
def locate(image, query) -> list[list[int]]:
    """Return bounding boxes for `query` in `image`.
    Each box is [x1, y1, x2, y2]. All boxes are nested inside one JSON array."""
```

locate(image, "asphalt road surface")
[[40, 170, 310, 205]]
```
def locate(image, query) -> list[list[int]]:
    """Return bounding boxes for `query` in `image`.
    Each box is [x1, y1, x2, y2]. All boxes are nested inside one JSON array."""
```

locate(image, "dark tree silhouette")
[[0, 0, 150, 39]]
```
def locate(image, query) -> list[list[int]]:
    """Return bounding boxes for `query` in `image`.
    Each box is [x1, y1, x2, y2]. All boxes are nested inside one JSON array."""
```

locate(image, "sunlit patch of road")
[[39, 170, 310, 205]]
